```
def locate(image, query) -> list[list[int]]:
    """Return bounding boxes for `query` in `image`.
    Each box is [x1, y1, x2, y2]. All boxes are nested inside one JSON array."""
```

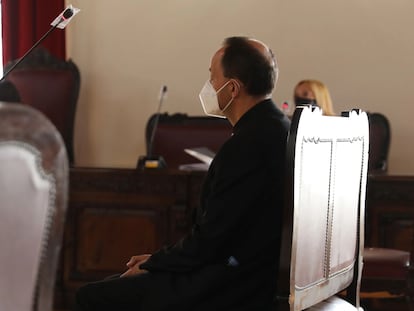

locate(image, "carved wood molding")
[[70, 168, 188, 197]]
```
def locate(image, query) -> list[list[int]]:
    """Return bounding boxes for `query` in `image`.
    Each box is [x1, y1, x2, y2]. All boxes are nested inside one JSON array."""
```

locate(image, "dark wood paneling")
[[76, 206, 163, 273], [366, 175, 414, 253], [56, 167, 202, 309]]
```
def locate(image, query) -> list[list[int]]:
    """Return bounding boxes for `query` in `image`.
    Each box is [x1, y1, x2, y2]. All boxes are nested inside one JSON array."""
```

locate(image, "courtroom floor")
[[361, 297, 409, 311], [55, 299, 409, 311]]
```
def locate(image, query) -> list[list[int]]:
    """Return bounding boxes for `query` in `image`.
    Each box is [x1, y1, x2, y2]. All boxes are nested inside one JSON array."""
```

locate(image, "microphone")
[[63, 8, 75, 19], [1, 5, 80, 81], [137, 85, 168, 169]]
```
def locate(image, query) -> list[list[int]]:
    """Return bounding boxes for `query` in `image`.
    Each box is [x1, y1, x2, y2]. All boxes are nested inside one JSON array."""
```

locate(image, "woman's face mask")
[[294, 96, 318, 107], [199, 80, 234, 118]]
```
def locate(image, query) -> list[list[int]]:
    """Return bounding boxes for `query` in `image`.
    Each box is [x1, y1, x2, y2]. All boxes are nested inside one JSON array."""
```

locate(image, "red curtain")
[[1, 0, 65, 65]]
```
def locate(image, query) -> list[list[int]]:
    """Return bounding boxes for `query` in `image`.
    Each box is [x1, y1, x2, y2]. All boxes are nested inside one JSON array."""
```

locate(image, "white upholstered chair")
[[276, 106, 369, 310], [0, 103, 68, 311]]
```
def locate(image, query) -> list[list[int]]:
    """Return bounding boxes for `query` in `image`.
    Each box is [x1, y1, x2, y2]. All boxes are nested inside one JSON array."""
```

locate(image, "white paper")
[[178, 163, 210, 171], [184, 147, 215, 165]]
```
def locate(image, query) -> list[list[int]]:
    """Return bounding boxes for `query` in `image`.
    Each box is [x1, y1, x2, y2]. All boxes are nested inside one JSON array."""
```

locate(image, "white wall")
[[66, 0, 414, 174]]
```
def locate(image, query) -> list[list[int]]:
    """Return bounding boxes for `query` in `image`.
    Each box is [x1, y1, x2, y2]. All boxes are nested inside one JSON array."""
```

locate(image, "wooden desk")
[[55, 168, 414, 309], [56, 167, 205, 308]]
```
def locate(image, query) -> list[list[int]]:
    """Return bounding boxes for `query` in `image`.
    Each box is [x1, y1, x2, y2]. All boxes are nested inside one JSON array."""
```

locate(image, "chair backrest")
[[0, 103, 68, 311], [277, 106, 369, 310], [367, 112, 390, 174], [146, 113, 233, 169], [4, 45, 80, 164]]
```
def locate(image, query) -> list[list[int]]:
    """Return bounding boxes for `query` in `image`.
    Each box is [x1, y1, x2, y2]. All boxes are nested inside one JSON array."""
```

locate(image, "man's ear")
[[231, 79, 241, 97]]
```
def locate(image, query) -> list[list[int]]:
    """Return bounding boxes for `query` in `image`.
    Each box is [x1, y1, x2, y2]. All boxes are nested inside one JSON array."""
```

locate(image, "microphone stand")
[[2, 27, 57, 81], [137, 86, 168, 169], [1, 7, 74, 81]]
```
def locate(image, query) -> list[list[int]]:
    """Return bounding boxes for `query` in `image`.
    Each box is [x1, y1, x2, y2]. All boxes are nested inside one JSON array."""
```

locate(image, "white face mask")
[[199, 80, 234, 118]]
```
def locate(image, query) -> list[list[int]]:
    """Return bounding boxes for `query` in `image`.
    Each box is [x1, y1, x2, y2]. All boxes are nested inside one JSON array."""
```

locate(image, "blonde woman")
[[294, 79, 335, 116]]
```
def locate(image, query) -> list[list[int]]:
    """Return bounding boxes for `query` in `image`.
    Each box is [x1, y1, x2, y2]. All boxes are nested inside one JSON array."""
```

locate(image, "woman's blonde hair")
[[294, 79, 335, 116]]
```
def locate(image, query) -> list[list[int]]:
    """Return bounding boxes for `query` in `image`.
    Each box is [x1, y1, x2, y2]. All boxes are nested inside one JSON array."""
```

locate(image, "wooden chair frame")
[[4, 45, 80, 164]]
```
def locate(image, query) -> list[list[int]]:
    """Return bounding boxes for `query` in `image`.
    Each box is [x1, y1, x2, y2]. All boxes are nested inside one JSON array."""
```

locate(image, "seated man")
[[75, 36, 291, 311]]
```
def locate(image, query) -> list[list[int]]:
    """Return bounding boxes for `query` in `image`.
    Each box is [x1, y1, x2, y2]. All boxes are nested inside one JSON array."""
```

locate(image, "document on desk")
[[178, 162, 210, 171], [179, 147, 215, 171], [184, 147, 215, 165]]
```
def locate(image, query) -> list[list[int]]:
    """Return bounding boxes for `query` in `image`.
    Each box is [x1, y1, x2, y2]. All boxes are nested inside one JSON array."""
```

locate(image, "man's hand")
[[120, 254, 151, 278]]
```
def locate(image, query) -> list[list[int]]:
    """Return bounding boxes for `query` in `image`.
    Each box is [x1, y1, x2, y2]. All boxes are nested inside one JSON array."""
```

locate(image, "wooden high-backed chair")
[[0, 103, 68, 311], [145, 113, 233, 169], [4, 45, 80, 164], [276, 106, 369, 310], [367, 112, 390, 174]]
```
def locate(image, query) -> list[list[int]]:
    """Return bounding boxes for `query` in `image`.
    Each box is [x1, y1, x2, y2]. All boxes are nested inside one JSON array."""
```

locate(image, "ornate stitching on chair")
[[298, 135, 366, 286]]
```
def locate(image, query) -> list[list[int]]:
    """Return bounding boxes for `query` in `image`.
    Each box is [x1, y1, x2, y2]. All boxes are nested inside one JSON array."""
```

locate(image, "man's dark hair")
[[0, 80, 21, 102], [222, 36, 276, 96]]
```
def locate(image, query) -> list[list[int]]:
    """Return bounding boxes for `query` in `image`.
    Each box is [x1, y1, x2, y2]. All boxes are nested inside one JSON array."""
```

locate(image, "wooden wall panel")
[[76, 207, 163, 273], [366, 175, 414, 253]]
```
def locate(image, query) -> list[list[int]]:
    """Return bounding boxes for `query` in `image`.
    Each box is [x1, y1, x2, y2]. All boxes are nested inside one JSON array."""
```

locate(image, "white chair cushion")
[[0, 144, 52, 311], [307, 296, 363, 311]]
